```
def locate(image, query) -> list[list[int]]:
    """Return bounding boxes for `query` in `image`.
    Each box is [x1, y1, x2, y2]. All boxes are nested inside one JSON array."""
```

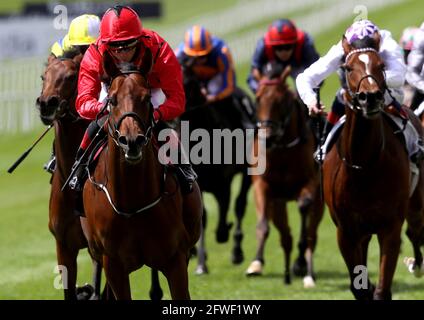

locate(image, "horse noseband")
[[112, 111, 153, 150]]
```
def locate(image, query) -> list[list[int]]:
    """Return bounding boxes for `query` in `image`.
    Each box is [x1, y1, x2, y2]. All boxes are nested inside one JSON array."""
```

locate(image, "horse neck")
[[107, 138, 162, 211], [54, 117, 86, 181], [280, 90, 301, 139], [341, 109, 384, 167]]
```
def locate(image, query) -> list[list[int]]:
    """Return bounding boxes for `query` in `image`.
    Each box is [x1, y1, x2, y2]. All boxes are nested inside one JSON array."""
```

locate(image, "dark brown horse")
[[323, 39, 424, 300], [180, 65, 252, 274], [246, 66, 324, 288], [81, 50, 202, 299], [36, 50, 101, 300]]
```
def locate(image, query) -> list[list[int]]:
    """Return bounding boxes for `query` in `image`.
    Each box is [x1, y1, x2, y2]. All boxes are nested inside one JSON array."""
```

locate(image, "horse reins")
[[256, 79, 301, 149], [87, 71, 168, 217], [339, 48, 387, 170]]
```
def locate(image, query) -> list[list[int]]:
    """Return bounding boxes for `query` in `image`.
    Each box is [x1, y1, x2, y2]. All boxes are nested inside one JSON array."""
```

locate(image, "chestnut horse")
[[81, 50, 202, 299], [180, 65, 252, 274], [36, 50, 101, 299], [323, 40, 424, 300], [246, 66, 324, 288]]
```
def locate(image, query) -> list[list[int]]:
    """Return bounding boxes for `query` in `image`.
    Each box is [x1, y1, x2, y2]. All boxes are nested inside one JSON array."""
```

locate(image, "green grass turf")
[[1, 0, 424, 299]]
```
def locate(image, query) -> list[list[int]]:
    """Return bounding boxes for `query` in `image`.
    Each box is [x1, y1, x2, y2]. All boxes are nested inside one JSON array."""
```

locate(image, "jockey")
[[399, 26, 420, 107], [296, 19, 424, 163], [44, 14, 100, 174], [400, 26, 420, 64], [68, 5, 197, 194], [175, 25, 235, 104], [405, 22, 424, 112], [50, 14, 100, 57], [247, 19, 320, 94]]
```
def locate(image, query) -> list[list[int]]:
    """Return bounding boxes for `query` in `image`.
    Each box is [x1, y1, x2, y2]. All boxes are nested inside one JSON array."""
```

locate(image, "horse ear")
[[103, 50, 121, 79], [280, 65, 292, 83], [342, 36, 352, 55], [139, 48, 153, 76], [73, 53, 83, 65], [372, 31, 381, 51], [47, 54, 57, 65]]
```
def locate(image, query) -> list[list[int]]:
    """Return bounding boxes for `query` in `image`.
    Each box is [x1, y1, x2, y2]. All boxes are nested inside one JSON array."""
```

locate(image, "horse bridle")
[[256, 79, 301, 149], [39, 57, 81, 122], [340, 48, 387, 170], [106, 71, 154, 151], [344, 48, 386, 114]]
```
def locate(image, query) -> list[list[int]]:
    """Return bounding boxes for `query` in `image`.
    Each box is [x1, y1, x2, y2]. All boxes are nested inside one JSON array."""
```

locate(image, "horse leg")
[[215, 184, 232, 243], [293, 189, 312, 277], [246, 178, 270, 276], [303, 190, 325, 288], [103, 255, 131, 300], [55, 241, 78, 300], [374, 224, 402, 300], [86, 259, 102, 300], [337, 229, 373, 300], [149, 268, 163, 301], [195, 205, 208, 275], [405, 206, 424, 277], [232, 171, 251, 265], [272, 199, 293, 284], [163, 252, 191, 300]]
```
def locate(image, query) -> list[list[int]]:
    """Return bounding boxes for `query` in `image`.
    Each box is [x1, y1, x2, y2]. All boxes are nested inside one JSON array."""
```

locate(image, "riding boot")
[[69, 155, 89, 192], [321, 120, 334, 144], [175, 163, 198, 194]]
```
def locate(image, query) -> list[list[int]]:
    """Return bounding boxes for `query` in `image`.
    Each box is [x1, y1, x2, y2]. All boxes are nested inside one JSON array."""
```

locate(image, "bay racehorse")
[[323, 39, 424, 300], [81, 50, 202, 299], [246, 65, 324, 288], [36, 49, 101, 299], [180, 64, 253, 274]]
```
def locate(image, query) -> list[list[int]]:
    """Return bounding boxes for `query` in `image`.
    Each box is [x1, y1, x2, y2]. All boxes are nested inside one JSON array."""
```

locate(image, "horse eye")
[[109, 96, 117, 107], [40, 75, 45, 81]]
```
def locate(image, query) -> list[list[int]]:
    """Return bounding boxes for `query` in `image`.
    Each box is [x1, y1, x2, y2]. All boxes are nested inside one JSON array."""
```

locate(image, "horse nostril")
[[47, 96, 59, 108], [118, 135, 128, 146], [358, 92, 367, 101], [135, 135, 146, 146]]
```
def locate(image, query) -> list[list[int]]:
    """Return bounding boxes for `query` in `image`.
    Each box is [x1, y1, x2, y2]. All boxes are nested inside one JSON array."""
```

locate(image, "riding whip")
[[313, 87, 324, 202], [7, 124, 53, 174]]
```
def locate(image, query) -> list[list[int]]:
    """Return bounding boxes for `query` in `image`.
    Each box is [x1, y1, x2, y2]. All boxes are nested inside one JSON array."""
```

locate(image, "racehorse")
[[36, 49, 101, 299], [180, 64, 253, 274], [245, 65, 324, 288], [81, 50, 202, 299], [323, 39, 424, 300]]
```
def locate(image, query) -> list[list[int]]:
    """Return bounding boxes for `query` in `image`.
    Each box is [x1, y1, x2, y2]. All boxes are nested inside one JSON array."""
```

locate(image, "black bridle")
[[256, 79, 301, 149], [106, 71, 154, 151], [340, 48, 387, 170], [344, 48, 386, 114], [39, 57, 81, 122]]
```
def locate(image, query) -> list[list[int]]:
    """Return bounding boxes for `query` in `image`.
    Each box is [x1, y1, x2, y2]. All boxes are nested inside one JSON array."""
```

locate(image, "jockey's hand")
[[200, 87, 208, 97], [308, 103, 326, 117], [206, 95, 216, 104]]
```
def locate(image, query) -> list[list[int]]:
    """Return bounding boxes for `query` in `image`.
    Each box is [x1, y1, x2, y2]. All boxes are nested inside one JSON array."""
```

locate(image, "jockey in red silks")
[[68, 5, 196, 193], [247, 19, 320, 94]]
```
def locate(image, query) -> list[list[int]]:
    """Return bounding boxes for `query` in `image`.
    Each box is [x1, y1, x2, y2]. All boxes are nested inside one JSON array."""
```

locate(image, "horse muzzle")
[[36, 96, 68, 125], [118, 134, 147, 164], [356, 91, 384, 119]]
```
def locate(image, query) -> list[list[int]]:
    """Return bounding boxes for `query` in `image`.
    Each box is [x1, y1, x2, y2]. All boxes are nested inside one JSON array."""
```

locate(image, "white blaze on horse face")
[[358, 54, 375, 85]]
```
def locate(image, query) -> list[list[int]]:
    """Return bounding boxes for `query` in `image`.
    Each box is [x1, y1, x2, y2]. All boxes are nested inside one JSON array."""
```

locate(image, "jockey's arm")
[[153, 40, 186, 121], [406, 30, 424, 93], [76, 46, 103, 120], [380, 31, 407, 89], [211, 46, 235, 102], [296, 42, 344, 108]]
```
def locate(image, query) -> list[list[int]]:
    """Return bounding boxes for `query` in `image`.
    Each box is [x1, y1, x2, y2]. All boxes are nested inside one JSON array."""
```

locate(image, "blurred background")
[[1, 0, 424, 299]]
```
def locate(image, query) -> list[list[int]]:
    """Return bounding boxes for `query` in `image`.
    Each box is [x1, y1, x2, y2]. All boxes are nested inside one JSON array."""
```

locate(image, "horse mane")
[[117, 62, 139, 73], [262, 61, 285, 79], [61, 47, 83, 60]]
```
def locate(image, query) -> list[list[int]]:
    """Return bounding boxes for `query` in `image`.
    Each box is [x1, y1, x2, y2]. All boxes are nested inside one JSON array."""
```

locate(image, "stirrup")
[[43, 156, 56, 174]]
